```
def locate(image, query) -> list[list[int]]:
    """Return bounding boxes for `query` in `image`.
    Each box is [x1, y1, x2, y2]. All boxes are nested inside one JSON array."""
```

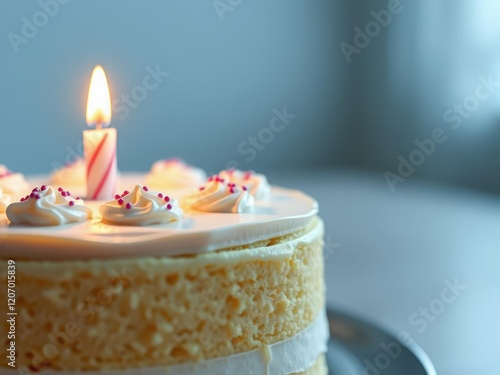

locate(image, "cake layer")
[[0, 217, 325, 372], [0, 182, 317, 260], [1, 311, 327, 375]]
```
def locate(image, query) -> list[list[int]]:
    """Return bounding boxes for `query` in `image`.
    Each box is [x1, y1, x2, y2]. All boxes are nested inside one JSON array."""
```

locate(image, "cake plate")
[[326, 309, 437, 375]]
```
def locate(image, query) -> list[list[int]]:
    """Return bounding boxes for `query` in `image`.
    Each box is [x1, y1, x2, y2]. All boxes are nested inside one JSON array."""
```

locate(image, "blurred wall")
[[0, 0, 341, 176], [337, 0, 500, 194]]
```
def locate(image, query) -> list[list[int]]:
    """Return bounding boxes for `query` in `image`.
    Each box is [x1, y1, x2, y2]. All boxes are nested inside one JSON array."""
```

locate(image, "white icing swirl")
[[218, 169, 271, 200], [187, 176, 254, 213], [51, 158, 86, 187], [0, 164, 30, 197], [0, 188, 11, 213], [99, 184, 183, 226], [6, 185, 92, 226], [145, 159, 206, 190]]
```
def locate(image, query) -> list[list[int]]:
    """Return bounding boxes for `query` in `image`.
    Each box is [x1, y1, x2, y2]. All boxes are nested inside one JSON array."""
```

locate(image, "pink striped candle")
[[84, 65, 117, 200]]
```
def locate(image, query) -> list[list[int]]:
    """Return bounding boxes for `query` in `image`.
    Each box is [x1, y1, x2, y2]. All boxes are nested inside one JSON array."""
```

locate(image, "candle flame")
[[86, 65, 112, 128]]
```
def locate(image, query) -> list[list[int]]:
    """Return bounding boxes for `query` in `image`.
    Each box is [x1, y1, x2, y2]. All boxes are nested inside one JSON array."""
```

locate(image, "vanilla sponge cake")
[[0, 171, 328, 374]]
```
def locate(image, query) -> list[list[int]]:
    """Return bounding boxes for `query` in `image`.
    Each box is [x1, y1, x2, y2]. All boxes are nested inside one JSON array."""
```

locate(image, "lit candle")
[[84, 65, 117, 200]]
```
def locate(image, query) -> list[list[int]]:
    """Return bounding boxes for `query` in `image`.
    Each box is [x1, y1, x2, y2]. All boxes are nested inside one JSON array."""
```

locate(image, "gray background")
[[2, 1, 500, 194]]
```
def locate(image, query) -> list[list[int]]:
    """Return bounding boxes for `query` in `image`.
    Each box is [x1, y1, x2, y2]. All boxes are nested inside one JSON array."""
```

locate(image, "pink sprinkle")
[[41, 185, 47, 191], [30, 192, 35, 198], [118, 198, 124, 205], [123, 190, 130, 195], [61, 191, 67, 197], [143, 186, 149, 192], [76, 197, 81, 200], [228, 183, 235, 187], [126, 203, 132, 209], [58, 187, 63, 192], [199, 186, 205, 191], [20, 198, 25, 202], [66, 191, 71, 196], [230, 188, 235, 194], [35, 194, 40, 200], [157, 193, 163, 198], [167, 204, 172, 210], [242, 186, 247, 191], [69, 201, 75, 206], [32, 187, 39, 192], [25, 195, 29, 200], [164, 196, 170, 202], [114, 194, 121, 200]]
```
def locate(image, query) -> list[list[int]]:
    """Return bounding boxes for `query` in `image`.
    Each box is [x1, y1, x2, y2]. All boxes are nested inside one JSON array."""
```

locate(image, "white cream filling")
[[4, 310, 328, 375]]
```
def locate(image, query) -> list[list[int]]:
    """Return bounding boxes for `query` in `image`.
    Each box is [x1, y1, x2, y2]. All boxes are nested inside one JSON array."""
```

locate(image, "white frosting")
[[187, 176, 254, 213], [6, 185, 92, 226], [51, 158, 86, 187], [218, 169, 271, 200], [2, 310, 328, 375], [0, 176, 318, 259], [99, 185, 183, 226], [0, 164, 29, 197], [145, 159, 207, 190], [0, 188, 11, 213]]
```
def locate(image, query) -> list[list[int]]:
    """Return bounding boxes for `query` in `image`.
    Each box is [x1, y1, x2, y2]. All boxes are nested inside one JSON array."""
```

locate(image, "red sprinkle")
[[32, 187, 39, 192], [199, 186, 205, 191], [66, 191, 71, 196], [118, 198, 124, 205], [76, 197, 81, 200], [157, 193, 163, 198], [166, 204, 172, 210], [41, 185, 47, 191], [126, 203, 132, 209], [242, 186, 247, 191], [230, 188, 235, 194], [143, 186, 149, 192], [115, 194, 121, 200], [35, 194, 40, 200], [69, 201, 75, 206], [61, 191, 67, 197], [123, 190, 130, 195], [30, 192, 35, 198], [164, 196, 170, 203], [58, 187, 63, 192]]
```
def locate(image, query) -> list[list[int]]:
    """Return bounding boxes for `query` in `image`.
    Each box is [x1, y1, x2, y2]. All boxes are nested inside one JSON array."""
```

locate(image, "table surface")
[[273, 169, 500, 375]]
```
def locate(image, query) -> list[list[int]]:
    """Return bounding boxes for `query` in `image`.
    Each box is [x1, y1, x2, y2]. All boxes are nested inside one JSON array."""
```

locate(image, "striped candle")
[[84, 128, 117, 200], [84, 65, 117, 200]]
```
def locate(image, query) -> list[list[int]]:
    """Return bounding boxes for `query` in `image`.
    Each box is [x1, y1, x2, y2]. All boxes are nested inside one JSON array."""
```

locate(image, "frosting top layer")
[[51, 158, 86, 186], [6, 185, 92, 226], [0, 188, 11, 214], [0, 164, 29, 197], [0, 175, 317, 259], [187, 176, 254, 213], [145, 159, 207, 189], [218, 169, 271, 199], [99, 185, 183, 226]]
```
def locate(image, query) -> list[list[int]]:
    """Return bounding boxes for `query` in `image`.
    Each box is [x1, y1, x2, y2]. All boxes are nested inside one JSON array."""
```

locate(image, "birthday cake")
[[0, 160, 328, 375]]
